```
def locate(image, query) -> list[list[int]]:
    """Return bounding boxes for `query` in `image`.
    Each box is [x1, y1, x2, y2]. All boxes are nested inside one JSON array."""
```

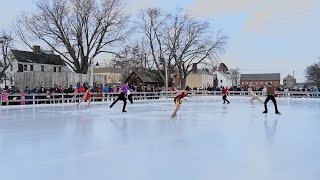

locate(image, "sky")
[[1, 0, 320, 82]]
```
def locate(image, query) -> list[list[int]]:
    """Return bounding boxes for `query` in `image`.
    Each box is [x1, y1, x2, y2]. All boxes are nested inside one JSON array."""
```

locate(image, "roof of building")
[[11, 49, 66, 66], [125, 70, 162, 84], [134, 71, 162, 83], [213, 71, 232, 79], [283, 74, 296, 80], [240, 73, 280, 81], [93, 67, 122, 74], [190, 69, 212, 75]]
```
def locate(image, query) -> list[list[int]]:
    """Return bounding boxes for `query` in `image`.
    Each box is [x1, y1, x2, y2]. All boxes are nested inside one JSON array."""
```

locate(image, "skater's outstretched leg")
[[257, 97, 264, 104], [110, 98, 119, 108], [76, 99, 83, 107], [250, 97, 255, 105]]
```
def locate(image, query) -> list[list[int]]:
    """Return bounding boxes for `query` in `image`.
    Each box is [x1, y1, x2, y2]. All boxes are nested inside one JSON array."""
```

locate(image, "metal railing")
[[0, 91, 319, 106]]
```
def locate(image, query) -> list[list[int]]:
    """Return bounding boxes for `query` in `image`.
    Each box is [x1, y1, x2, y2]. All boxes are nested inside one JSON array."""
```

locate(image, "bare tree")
[[0, 31, 14, 84], [16, 0, 130, 74], [138, 8, 227, 89], [138, 8, 175, 86], [305, 61, 320, 84], [111, 40, 152, 80], [229, 68, 240, 87], [165, 10, 227, 89]]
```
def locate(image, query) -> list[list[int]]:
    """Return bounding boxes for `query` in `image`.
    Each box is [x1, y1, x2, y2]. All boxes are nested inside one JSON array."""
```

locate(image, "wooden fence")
[[0, 91, 319, 106]]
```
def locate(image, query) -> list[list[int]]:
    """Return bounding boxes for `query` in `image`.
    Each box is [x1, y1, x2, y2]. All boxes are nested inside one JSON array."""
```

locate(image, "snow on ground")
[[1, 96, 320, 180]]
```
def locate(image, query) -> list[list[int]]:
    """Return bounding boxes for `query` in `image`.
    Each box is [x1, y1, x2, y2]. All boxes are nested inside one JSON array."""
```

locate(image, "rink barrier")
[[0, 91, 319, 106]]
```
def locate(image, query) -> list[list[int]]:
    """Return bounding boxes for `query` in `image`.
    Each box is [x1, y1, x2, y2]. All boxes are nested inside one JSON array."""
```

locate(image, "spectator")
[[20, 90, 26, 105], [79, 85, 85, 93], [103, 84, 109, 93], [1, 90, 8, 105], [76, 82, 81, 91]]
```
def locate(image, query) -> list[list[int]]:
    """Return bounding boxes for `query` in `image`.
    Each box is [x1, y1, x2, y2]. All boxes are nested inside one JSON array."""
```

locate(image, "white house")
[[212, 71, 233, 88], [4, 46, 69, 87], [186, 64, 216, 89]]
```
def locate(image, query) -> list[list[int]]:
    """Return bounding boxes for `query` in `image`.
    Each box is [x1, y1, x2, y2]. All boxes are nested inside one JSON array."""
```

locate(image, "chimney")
[[33, 45, 41, 54], [192, 63, 197, 73]]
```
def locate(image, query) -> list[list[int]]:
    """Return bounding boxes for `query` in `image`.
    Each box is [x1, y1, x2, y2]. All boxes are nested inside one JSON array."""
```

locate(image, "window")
[[10, 77, 13, 84], [59, 67, 62, 72], [270, 82, 273, 84], [220, 80, 223, 83], [41, 66, 44, 72], [250, 82, 252, 85], [24, 65, 28, 71], [256, 82, 258, 85], [246, 82, 248, 85], [10, 65, 13, 71], [53, 67, 56, 72], [260, 81, 262, 85], [30, 65, 33, 71], [242, 82, 244, 85], [18, 64, 23, 72]]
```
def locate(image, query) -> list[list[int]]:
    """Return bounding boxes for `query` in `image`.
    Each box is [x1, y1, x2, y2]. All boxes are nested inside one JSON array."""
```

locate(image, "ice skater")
[[222, 86, 230, 104], [263, 83, 281, 114], [248, 87, 263, 107], [171, 86, 191, 119], [109, 82, 129, 112], [76, 86, 92, 108], [127, 88, 133, 104]]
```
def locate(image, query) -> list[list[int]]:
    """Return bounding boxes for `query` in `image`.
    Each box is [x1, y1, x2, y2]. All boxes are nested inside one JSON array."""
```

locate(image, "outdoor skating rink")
[[1, 96, 320, 180]]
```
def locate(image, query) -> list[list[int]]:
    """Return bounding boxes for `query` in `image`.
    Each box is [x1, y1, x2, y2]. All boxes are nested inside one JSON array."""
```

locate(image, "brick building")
[[240, 73, 281, 88]]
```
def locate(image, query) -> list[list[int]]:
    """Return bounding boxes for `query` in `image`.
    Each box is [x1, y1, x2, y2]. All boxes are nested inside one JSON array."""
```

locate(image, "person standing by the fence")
[[263, 83, 281, 115], [222, 86, 230, 104], [20, 90, 26, 105], [109, 83, 129, 112], [76, 86, 92, 108], [1, 90, 8, 106]]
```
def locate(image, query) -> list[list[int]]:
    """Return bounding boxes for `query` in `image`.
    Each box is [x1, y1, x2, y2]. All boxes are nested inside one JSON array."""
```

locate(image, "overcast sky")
[[1, 0, 320, 82]]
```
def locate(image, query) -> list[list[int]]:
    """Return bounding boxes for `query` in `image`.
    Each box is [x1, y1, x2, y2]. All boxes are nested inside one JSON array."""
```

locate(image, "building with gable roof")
[[5, 46, 69, 86], [283, 74, 296, 88]]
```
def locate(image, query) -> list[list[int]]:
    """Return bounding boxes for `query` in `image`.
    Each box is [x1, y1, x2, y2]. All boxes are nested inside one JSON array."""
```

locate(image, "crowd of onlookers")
[[0, 81, 167, 105], [1, 82, 319, 106]]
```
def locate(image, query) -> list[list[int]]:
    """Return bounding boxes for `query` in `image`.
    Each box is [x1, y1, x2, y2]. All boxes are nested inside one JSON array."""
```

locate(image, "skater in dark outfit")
[[109, 82, 129, 112], [222, 86, 230, 104], [263, 83, 281, 114], [171, 86, 191, 119]]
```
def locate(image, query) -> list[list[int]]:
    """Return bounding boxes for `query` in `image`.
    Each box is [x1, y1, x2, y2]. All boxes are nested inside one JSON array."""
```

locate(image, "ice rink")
[[1, 96, 320, 180]]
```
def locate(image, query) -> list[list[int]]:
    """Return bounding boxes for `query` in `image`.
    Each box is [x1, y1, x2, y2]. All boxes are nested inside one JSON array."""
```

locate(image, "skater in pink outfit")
[[20, 90, 26, 105]]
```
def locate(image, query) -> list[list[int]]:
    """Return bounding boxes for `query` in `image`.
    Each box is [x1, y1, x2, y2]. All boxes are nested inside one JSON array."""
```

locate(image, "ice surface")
[[1, 96, 320, 180]]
